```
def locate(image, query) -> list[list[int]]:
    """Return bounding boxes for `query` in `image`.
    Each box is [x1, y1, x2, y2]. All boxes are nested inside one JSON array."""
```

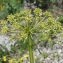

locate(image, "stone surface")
[[0, 35, 15, 51]]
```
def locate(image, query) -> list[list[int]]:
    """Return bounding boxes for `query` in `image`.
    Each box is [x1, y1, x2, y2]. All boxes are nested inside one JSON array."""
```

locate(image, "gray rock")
[[0, 35, 15, 51]]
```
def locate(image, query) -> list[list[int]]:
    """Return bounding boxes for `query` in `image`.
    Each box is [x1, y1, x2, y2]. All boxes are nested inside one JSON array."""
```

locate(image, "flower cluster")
[[2, 54, 29, 63], [0, 8, 62, 43]]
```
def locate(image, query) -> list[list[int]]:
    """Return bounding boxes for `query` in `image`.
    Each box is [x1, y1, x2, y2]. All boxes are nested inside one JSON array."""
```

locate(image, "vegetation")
[[0, 8, 62, 63], [58, 16, 63, 24], [0, 0, 63, 63], [0, 0, 63, 19]]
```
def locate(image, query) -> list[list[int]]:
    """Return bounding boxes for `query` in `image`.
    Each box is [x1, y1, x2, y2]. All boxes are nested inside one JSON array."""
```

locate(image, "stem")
[[27, 15, 34, 63], [28, 32, 34, 63]]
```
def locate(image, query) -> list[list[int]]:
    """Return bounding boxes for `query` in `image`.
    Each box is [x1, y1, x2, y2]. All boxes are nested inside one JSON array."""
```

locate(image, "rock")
[[0, 35, 15, 51]]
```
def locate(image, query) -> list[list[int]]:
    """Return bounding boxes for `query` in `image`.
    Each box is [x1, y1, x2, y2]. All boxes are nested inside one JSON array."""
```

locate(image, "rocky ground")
[[22, 32, 63, 63], [0, 32, 63, 63], [33, 33, 63, 63]]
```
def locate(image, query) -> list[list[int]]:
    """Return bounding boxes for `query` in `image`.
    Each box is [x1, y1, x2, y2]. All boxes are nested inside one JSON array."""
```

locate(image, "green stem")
[[28, 32, 34, 63], [27, 17, 34, 63]]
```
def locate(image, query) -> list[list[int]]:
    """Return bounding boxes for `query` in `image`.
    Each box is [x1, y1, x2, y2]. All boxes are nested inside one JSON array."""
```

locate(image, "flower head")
[[9, 59, 13, 63], [3, 56, 6, 61], [24, 54, 29, 58], [19, 57, 23, 62]]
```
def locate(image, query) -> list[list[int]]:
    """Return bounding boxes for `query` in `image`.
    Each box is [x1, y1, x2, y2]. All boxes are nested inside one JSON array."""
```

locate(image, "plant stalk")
[[28, 32, 34, 63]]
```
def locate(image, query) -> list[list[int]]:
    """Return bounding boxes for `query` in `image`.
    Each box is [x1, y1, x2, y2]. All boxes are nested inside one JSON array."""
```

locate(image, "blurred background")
[[0, 0, 63, 19]]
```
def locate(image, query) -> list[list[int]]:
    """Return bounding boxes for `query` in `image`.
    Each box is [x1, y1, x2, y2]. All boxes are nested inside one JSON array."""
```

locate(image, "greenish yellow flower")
[[0, 8, 62, 47], [19, 57, 23, 62], [12, 22, 20, 30], [7, 14, 15, 19], [24, 54, 29, 58], [43, 11, 52, 17], [3, 56, 6, 61], [34, 8, 42, 16], [1, 26, 9, 34], [7, 14, 15, 23], [9, 59, 13, 63], [20, 9, 31, 16]]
